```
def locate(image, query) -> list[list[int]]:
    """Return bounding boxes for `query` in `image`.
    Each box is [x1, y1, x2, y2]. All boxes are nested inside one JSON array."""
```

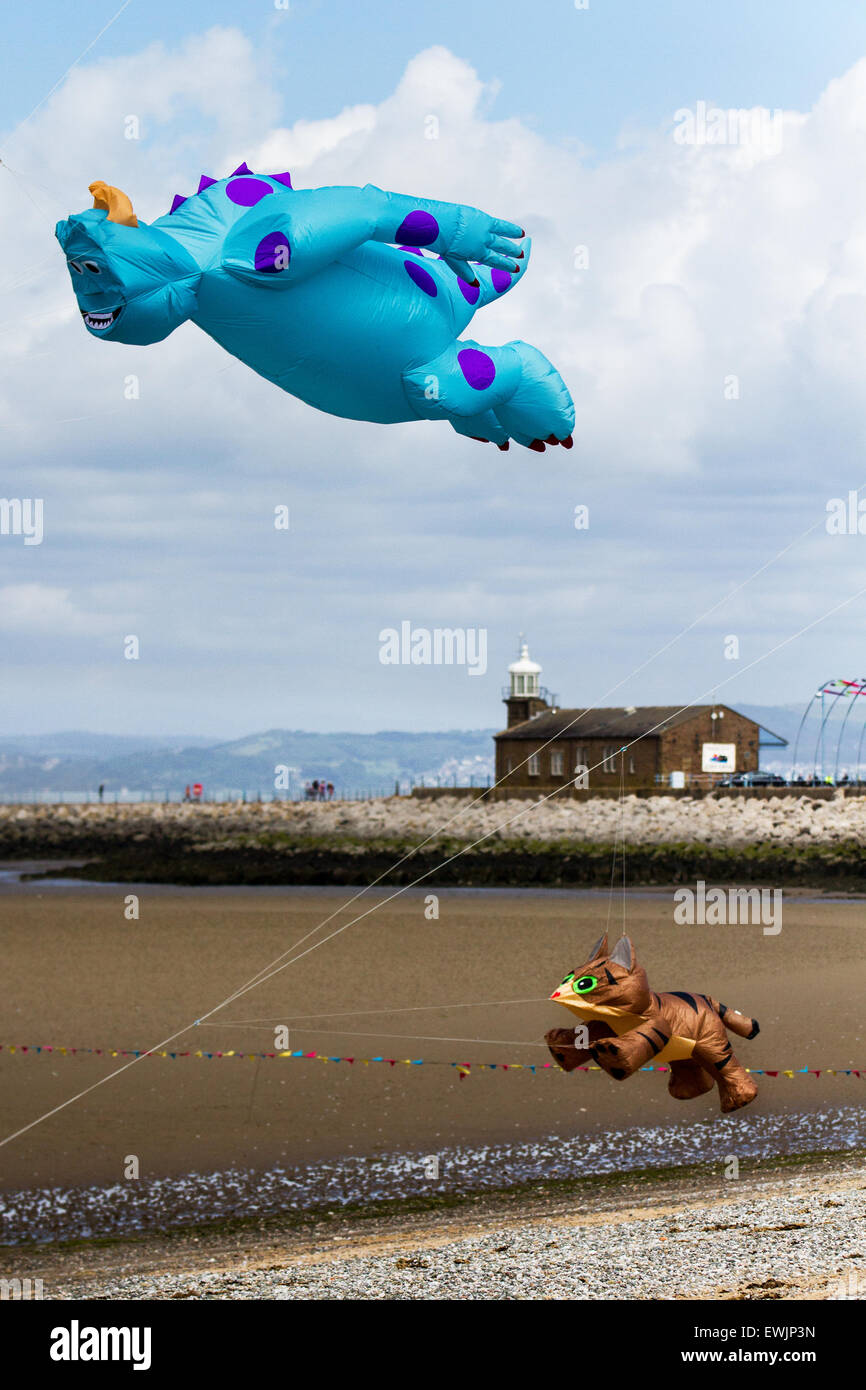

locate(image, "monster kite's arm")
[[222, 184, 525, 287], [363, 184, 525, 284]]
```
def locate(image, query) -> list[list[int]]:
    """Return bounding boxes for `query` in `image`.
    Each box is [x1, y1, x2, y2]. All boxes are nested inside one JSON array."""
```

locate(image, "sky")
[[2, 0, 866, 736]]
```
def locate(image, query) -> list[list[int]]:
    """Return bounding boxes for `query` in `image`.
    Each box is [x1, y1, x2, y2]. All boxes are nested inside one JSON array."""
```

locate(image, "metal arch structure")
[[834, 681, 866, 783], [790, 677, 866, 782], [790, 677, 836, 781], [857, 709, 866, 788], [812, 683, 852, 777]]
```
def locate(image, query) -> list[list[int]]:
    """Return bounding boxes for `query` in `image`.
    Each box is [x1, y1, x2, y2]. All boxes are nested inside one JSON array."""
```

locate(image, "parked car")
[[719, 771, 787, 787]]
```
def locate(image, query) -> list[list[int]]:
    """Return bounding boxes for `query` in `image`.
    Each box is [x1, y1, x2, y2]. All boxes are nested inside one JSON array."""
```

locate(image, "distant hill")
[[0, 700, 860, 800], [0, 729, 497, 798]]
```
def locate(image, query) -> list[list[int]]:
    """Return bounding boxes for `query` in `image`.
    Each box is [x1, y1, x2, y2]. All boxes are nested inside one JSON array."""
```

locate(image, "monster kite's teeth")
[[81, 307, 120, 330]]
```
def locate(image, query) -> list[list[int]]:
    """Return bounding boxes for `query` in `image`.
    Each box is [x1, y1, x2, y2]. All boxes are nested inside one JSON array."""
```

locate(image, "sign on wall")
[[702, 742, 736, 773]]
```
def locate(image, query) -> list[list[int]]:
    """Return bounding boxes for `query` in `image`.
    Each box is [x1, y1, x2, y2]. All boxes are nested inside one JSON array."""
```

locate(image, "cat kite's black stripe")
[[636, 1029, 667, 1057], [670, 991, 699, 1013]]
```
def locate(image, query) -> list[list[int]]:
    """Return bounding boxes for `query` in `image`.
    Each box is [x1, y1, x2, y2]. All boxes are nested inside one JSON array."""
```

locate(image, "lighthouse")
[[503, 640, 552, 727]]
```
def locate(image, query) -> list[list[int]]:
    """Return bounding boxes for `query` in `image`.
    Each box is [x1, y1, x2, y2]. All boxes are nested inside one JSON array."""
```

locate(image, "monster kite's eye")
[[560, 972, 575, 986], [83, 260, 101, 274], [575, 974, 598, 993], [69, 260, 83, 273]]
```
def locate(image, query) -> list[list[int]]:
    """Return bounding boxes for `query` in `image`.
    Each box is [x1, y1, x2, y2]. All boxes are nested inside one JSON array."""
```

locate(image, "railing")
[[500, 686, 559, 704], [0, 788, 397, 806], [0, 777, 495, 805]]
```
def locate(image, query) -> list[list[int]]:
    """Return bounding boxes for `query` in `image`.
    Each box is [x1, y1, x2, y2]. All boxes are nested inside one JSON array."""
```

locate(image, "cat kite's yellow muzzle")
[[89, 181, 138, 228]]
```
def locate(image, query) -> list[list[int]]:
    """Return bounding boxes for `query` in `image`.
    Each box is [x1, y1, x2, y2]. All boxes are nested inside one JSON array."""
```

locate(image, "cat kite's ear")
[[610, 935, 634, 970], [587, 932, 609, 960]]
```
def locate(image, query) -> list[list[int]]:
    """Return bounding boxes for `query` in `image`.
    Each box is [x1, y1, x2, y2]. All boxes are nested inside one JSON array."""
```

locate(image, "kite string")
[[189, 1027, 549, 1047], [196, 996, 551, 1026]]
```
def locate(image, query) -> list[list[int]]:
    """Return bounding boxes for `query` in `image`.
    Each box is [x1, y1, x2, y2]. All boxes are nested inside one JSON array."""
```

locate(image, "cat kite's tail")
[[706, 996, 760, 1040]]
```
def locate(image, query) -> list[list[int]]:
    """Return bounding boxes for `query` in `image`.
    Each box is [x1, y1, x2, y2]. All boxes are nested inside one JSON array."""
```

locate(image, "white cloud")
[[0, 583, 111, 635]]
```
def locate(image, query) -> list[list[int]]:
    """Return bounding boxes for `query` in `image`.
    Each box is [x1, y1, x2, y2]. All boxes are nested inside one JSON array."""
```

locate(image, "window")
[[505, 757, 512, 774], [628, 756, 636, 775], [528, 753, 540, 776], [550, 750, 564, 777], [602, 745, 618, 774]]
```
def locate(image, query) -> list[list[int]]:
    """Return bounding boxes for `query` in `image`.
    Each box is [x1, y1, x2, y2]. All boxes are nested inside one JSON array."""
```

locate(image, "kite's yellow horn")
[[88, 180, 138, 228]]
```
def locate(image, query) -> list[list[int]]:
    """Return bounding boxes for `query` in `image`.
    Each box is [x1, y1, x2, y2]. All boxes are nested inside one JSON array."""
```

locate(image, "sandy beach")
[[0, 878, 863, 1280]]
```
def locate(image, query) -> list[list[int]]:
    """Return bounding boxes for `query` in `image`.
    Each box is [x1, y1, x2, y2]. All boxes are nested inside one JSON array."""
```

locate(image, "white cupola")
[[508, 640, 541, 697]]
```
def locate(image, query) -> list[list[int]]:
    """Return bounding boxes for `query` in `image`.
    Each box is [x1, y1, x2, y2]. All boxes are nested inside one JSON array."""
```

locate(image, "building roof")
[[495, 703, 761, 742]]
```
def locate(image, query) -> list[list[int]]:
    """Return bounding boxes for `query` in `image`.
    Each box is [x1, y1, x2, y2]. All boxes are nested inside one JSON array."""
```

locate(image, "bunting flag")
[[0, 1043, 862, 1080]]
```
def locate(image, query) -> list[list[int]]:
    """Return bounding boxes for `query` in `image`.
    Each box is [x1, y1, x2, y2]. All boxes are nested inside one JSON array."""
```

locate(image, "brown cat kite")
[[546, 934, 759, 1112]]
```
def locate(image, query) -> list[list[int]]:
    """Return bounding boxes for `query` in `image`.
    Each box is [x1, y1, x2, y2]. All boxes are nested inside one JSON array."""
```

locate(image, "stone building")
[[493, 643, 785, 792]]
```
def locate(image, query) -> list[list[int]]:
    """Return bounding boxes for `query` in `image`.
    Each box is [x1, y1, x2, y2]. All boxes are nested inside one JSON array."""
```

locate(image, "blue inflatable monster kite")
[[55, 168, 574, 451]]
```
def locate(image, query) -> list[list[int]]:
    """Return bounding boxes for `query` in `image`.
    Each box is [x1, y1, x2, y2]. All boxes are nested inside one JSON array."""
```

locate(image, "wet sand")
[[0, 880, 863, 1230]]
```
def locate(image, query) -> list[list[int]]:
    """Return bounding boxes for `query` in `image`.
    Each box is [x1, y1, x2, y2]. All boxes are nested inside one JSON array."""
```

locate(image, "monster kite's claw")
[[528, 439, 546, 452], [561, 435, 574, 449], [546, 434, 560, 445], [469, 436, 488, 443], [498, 441, 510, 451]]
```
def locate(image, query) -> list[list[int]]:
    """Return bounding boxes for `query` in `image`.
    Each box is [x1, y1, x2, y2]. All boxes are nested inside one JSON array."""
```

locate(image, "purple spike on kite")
[[197, 175, 217, 193], [168, 194, 187, 214], [231, 161, 253, 176], [272, 172, 292, 189]]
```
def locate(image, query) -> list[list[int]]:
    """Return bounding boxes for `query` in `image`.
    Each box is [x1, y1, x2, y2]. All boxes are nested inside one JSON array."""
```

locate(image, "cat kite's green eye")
[[560, 972, 575, 986], [575, 974, 598, 993]]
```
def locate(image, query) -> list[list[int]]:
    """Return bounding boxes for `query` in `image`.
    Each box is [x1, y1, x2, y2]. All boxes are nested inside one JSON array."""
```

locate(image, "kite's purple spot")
[[255, 231, 291, 273], [231, 161, 254, 176], [458, 278, 480, 305], [197, 175, 217, 193], [395, 210, 439, 246], [226, 178, 274, 207], [458, 347, 496, 391], [168, 194, 187, 215], [491, 269, 511, 294], [404, 260, 437, 297], [272, 172, 293, 189]]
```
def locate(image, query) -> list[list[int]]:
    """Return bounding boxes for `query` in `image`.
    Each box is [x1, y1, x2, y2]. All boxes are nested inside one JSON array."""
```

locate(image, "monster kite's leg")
[[590, 1025, 670, 1080], [449, 409, 510, 448], [667, 1059, 715, 1100], [492, 342, 575, 450], [403, 339, 574, 450]]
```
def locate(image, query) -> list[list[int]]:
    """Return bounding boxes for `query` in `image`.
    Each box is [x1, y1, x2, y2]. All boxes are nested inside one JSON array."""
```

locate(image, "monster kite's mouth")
[[81, 306, 122, 332]]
